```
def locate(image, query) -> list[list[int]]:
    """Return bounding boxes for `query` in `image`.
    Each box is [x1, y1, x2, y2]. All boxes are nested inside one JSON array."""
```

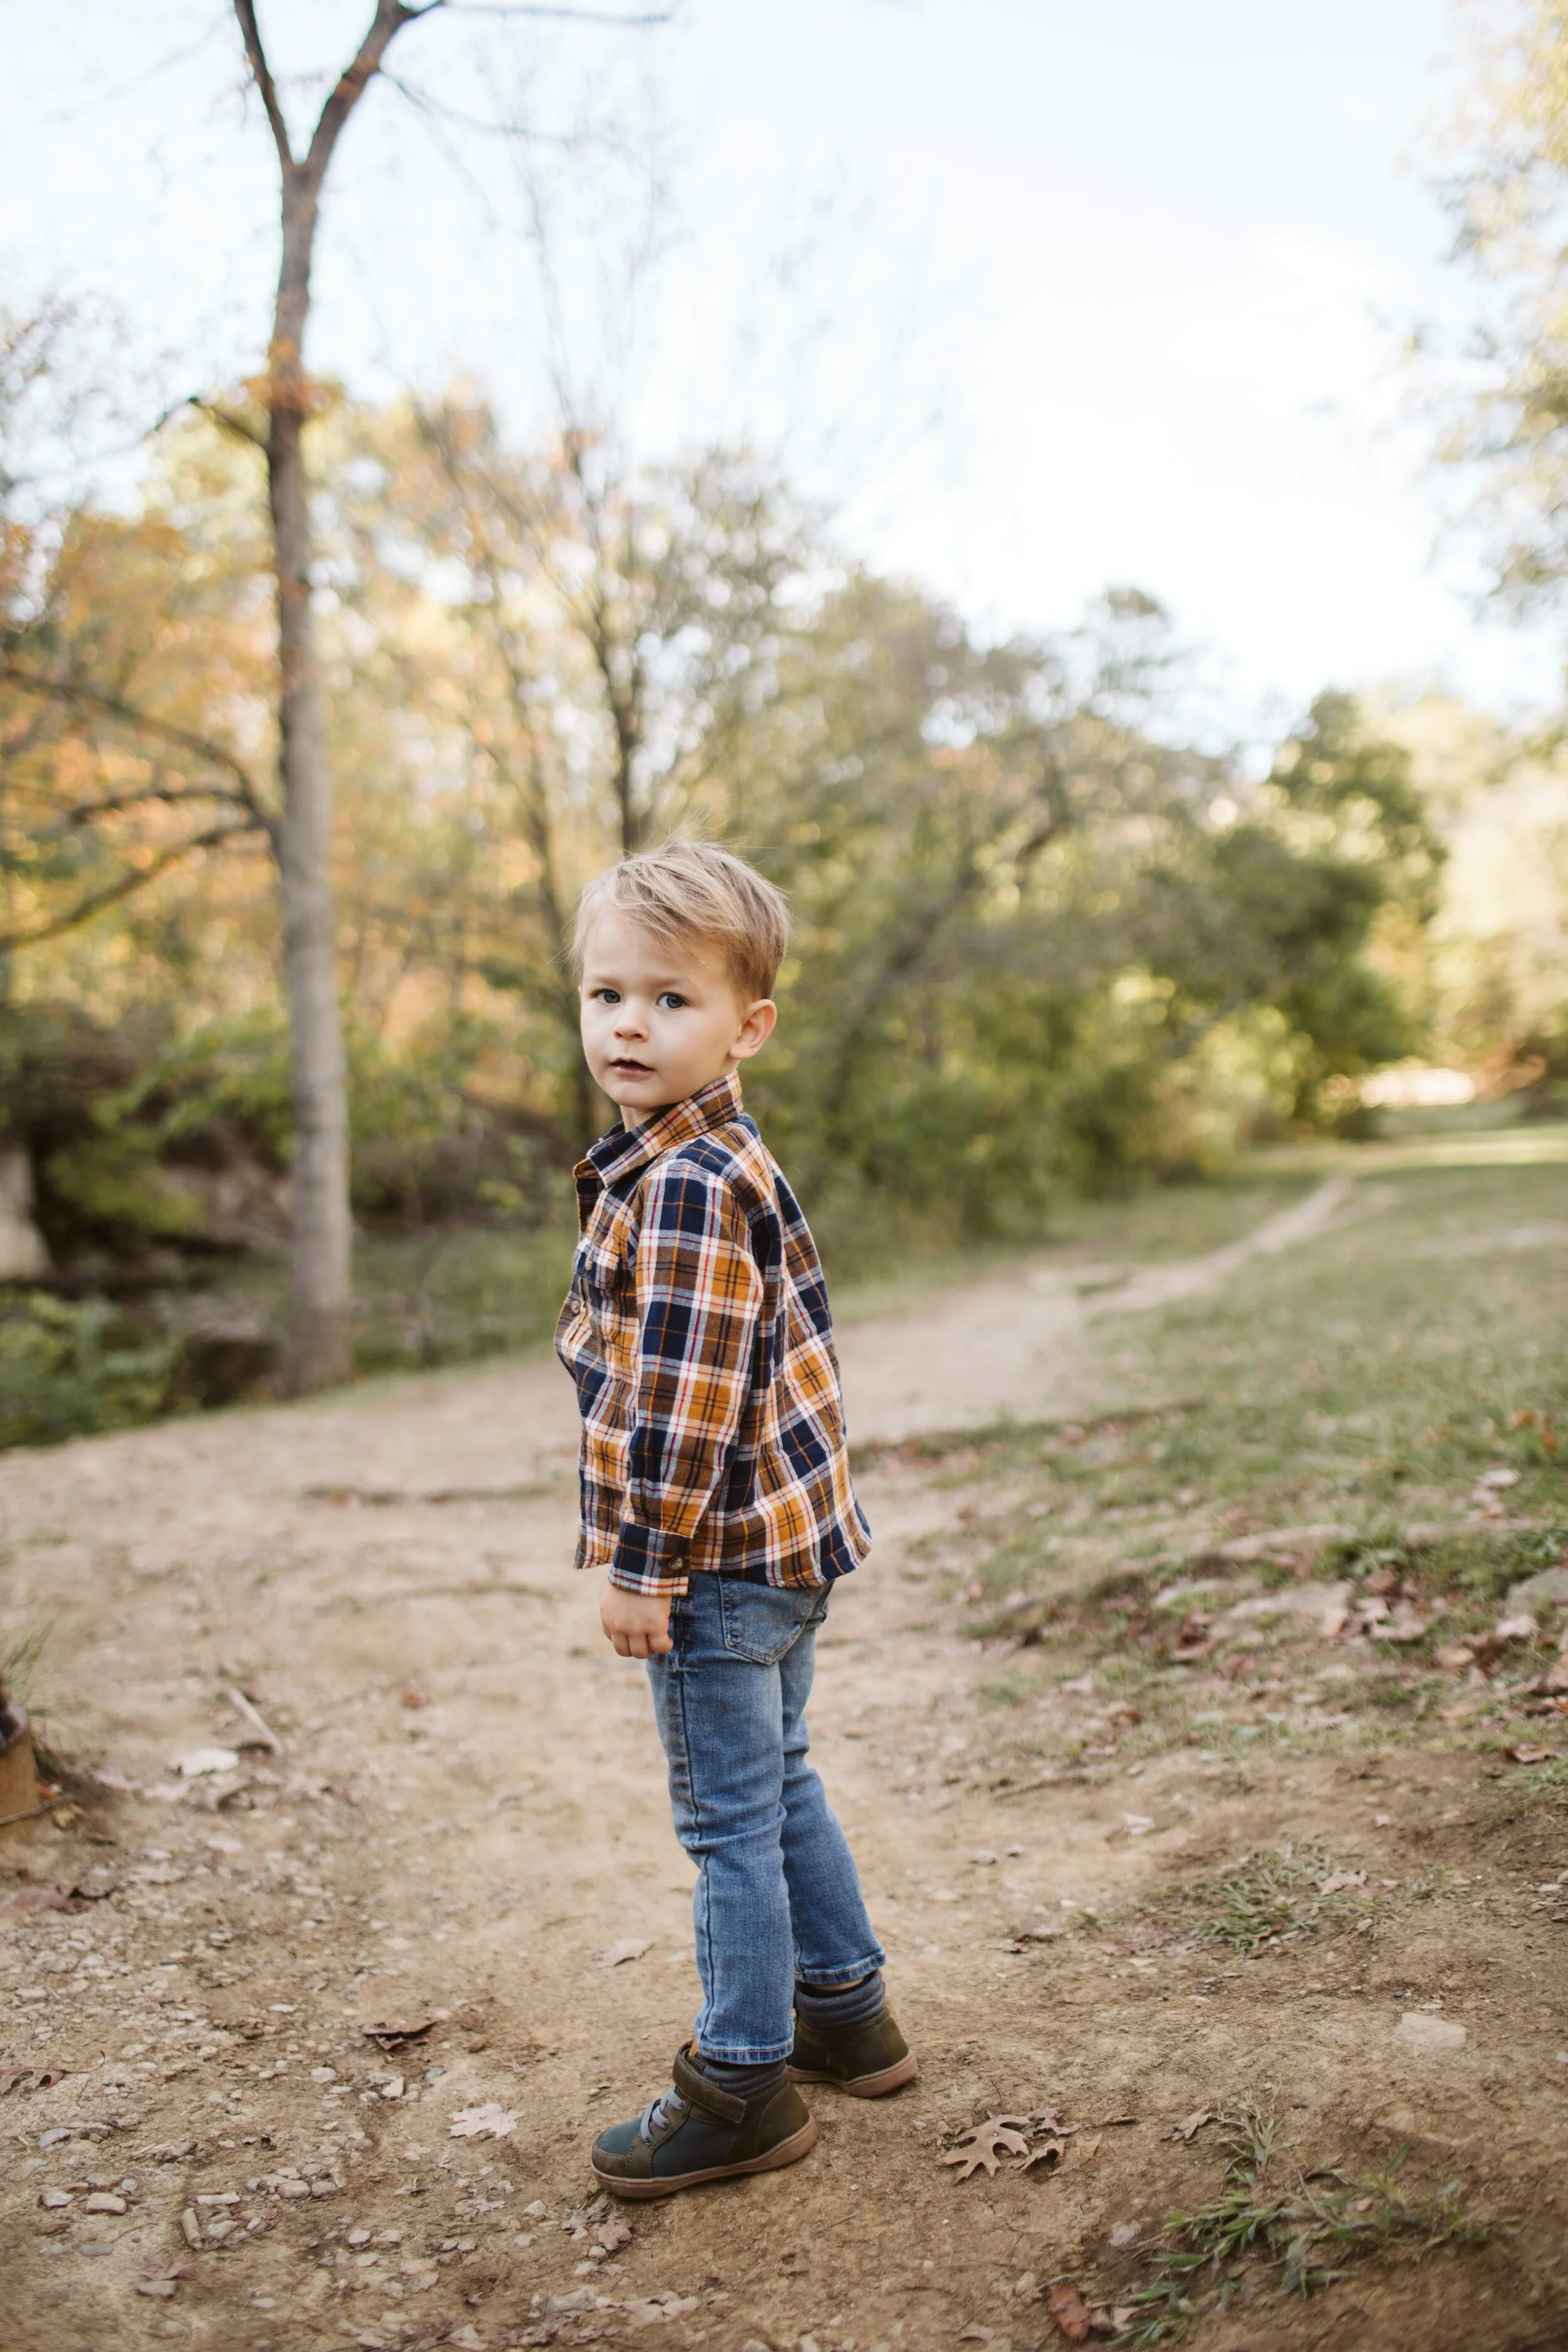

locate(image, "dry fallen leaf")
[[361, 2018, 435, 2050], [1169, 2108, 1212, 2141], [1317, 1869, 1367, 1897], [1171, 1611, 1217, 1663], [1027, 2109, 1076, 2137], [1121, 1813, 1155, 1837], [1046, 2280, 1094, 2342], [1508, 1744, 1562, 1765], [448, 2102, 519, 2141], [0, 2064, 68, 2095], [1371, 1604, 1429, 1644], [1017, 2137, 1067, 2173], [940, 2116, 1032, 2178], [597, 1937, 651, 1968]]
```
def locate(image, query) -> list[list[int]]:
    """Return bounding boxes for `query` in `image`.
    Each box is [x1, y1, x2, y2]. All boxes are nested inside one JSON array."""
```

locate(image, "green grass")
[[1, 1619, 51, 1710], [939, 1143, 1568, 1771], [956, 1152, 1568, 1577], [1122, 2100, 1488, 2343], [812, 1168, 1319, 1330], [206, 1218, 580, 1372], [0, 1158, 1319, 1449], [1190, 1841, 1360, 1956]]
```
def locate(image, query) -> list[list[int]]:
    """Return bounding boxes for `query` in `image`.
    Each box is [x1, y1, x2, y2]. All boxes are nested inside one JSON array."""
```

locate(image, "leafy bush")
[[0, 1291, 184, 1448]]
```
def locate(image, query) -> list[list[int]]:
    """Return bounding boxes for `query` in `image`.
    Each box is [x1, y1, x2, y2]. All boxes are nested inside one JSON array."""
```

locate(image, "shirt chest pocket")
[[575, 1232, 635, 1306]]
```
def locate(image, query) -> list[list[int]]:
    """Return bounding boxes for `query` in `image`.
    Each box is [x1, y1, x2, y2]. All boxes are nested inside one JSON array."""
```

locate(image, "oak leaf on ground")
[[1046, 2280, 1093, 2341], [940, 2116, 1032, 2178]]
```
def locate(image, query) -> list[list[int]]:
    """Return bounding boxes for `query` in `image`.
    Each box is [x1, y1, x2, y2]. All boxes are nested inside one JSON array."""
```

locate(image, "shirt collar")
[[575, 1071, 746, 1195]]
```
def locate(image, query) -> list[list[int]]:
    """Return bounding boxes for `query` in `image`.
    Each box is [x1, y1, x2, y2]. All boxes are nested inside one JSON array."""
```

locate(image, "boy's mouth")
[[609, 1057, 654, 1076]]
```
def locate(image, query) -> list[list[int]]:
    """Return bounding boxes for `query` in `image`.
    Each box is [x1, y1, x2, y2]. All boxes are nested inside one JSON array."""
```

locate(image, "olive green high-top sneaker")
[[591, 2046, 817, 2200], [786, 2001, 918, 2098]]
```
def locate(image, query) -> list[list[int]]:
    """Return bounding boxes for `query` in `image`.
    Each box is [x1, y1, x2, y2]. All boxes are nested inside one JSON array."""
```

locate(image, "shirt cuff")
[[608, 1519, 691, 1599]]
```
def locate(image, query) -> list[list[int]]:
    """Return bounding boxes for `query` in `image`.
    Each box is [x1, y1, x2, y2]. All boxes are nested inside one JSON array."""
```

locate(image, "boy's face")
[[579, 909, 776, 1120]]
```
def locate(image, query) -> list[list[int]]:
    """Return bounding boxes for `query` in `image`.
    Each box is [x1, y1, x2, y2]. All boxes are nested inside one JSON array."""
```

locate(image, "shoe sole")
[[786, 2052, 919, 2099], [593, 2115, 818, 2200]]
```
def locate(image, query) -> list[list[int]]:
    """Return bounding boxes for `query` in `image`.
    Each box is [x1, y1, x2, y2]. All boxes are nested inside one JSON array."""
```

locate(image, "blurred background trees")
[[4, 0, 1568, 1445], [8, 364, 1546, 1448]]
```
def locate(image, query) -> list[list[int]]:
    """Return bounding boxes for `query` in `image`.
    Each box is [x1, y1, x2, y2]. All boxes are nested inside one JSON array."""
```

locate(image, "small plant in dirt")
[[1191, 1841, 1367, 1956], [0, 1620, 62, 1779], [1122, 2100, 1490, 2343]]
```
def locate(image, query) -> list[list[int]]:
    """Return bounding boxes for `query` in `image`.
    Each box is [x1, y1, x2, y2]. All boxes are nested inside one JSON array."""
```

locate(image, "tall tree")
[[228, 0, 666, 1392], [231, 1, 423, 1392], [1436, 0, 1568, 604]]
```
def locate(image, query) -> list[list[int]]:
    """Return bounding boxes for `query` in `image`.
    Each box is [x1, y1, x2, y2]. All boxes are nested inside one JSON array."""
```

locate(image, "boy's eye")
[[594, 987, 622, 1004], [655, 992, 687, 1010]]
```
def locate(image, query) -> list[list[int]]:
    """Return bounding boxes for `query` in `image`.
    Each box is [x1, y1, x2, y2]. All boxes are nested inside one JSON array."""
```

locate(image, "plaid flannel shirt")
[[554, 1072, 871, 1597]]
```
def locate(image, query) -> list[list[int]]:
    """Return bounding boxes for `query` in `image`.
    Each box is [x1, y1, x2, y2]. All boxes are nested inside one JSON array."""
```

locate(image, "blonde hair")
[[572, 841, 790, 1002]]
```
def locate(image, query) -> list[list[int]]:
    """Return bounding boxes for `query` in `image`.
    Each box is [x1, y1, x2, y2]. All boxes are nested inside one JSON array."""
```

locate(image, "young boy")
[[555, 840, 914, 2200]]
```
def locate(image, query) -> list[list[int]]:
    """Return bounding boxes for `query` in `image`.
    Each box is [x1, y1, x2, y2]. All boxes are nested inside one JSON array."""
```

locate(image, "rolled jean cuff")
[[793, 1942, 886, 1989], [695, 2033, 798, 2066]]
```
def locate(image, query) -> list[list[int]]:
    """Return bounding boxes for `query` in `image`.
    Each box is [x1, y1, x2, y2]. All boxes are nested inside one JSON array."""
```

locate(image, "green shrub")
[[0, 1291, 184, 1448]]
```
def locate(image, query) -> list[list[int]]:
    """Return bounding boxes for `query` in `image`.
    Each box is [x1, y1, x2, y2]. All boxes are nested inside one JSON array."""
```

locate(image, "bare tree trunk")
[[270, 379, 352, 1391], [232, 5, 669, 1374], [235, 0, 416, 1394]]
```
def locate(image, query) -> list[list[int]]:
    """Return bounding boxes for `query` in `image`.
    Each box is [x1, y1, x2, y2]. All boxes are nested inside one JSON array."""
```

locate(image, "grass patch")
[[1190, 1841, 1362, 1956], [1, 1619, 53, 1710], [203, 1219, 578, 1374], [0, 1618, 63, 1777], [948, 1151, 1568, 1764], [1123, 2099, 1490, 2343]]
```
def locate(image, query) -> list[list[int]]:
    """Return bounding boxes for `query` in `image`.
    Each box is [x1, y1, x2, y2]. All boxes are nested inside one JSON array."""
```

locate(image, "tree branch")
[[147, 391, 268, 451], [301, 1, 425, 189], [231, 0, 296, 171], [0, 663, 275, 837], [381, 74, 587, 143], [33, 778, 267, 840], [419, 4, 674, 21], [188, 395, 268, 451], [0, 819, 267, 954]]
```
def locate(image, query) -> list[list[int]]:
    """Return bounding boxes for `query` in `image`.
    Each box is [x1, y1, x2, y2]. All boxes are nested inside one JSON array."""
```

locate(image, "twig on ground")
[[224, 1686, 283, 1756]]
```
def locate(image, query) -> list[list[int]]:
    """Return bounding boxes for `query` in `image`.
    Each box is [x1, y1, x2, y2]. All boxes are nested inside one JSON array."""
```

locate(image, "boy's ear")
[[733, 999, 777, 1062]]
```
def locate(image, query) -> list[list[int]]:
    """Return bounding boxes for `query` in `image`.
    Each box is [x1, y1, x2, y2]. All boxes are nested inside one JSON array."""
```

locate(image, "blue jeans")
[[645, 1576, 885, 2064]]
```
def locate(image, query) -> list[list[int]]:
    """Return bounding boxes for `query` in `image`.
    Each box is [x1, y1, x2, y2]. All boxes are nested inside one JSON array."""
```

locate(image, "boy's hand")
[[600, 1582, 674, 1658]]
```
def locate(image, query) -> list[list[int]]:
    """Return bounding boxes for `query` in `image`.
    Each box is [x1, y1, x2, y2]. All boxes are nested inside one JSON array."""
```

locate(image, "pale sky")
[[4, 0, 1559, 733]]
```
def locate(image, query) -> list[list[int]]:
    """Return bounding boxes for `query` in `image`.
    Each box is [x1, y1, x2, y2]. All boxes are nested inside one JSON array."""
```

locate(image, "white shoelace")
[[638, 2087, 687, 2143]]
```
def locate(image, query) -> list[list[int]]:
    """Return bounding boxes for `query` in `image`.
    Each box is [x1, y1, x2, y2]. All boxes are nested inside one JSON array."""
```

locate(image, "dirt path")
[[2, 1181, 1563, 2352], [832, 1177, 1350, 1440]]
